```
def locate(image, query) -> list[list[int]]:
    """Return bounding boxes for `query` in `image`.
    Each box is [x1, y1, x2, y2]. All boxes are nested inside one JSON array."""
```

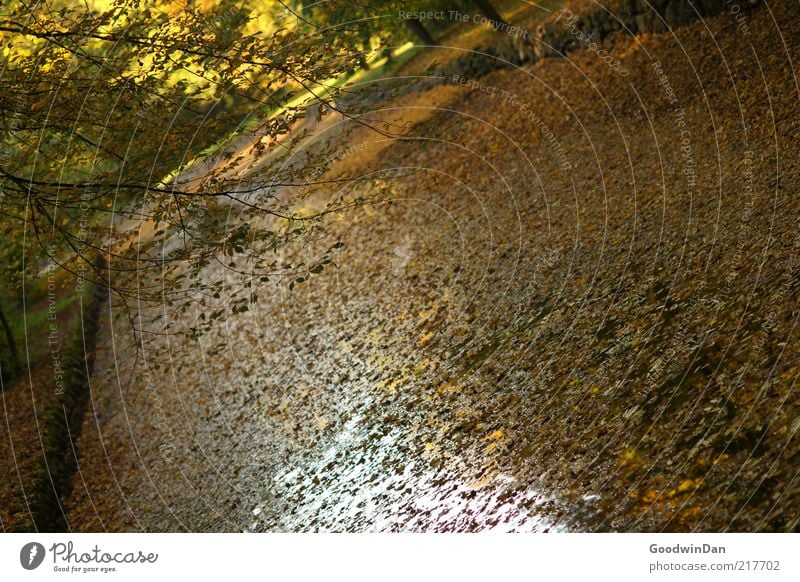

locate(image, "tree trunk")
[[406, 18, 437, 46], [0, 302, 19, 381], [471, 0, 508, 25]]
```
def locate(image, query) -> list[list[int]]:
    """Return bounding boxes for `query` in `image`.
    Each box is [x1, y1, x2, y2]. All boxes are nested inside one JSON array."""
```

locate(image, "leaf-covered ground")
[[0, 275, 82, 531], [63, 1, 800, 531]]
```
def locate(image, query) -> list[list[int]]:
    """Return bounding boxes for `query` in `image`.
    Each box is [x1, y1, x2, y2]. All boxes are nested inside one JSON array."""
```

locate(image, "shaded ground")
[[61, 2, 800, 532], [0, 275, 82, 531]]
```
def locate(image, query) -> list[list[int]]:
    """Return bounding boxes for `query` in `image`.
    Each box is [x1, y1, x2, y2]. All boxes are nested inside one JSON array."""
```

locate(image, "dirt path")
[[64, 2, 800, 532]]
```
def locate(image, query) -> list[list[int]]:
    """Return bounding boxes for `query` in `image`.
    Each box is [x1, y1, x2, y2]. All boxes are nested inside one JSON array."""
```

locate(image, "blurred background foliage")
[[0, 0, 512, 373]]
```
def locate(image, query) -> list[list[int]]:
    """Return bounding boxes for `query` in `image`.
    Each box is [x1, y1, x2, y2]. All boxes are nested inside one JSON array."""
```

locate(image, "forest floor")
[[0, 271, 82, 531], [60, 1, 800, 532]]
